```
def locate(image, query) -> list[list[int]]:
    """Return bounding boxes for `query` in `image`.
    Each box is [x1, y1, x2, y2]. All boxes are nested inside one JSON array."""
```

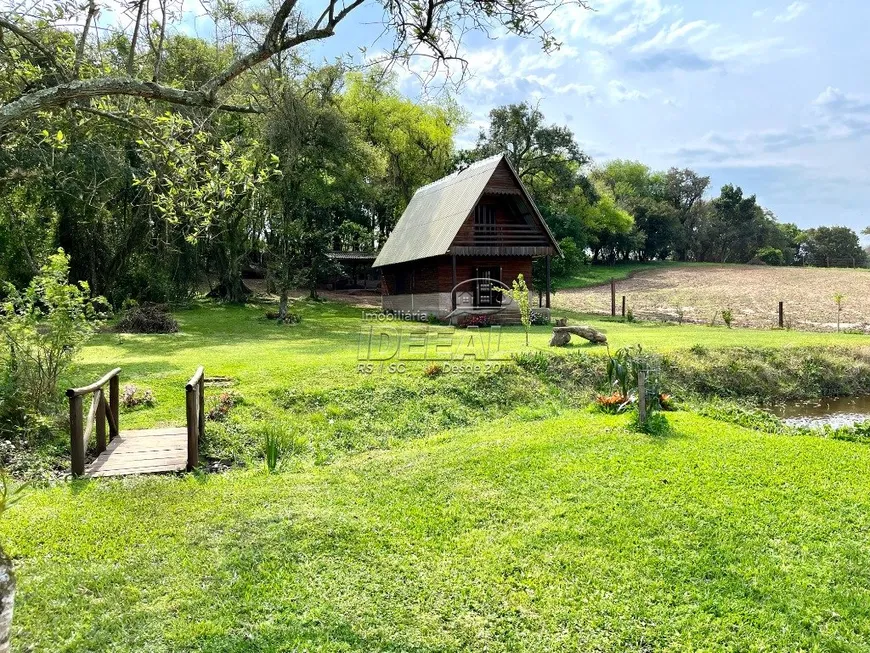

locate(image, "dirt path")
[[554, 265, 870, 332]]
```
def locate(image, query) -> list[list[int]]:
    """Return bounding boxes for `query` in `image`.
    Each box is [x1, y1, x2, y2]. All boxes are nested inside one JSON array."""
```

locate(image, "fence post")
[[611, 278, 616, 317], [778, 301, 784, 328], [69, 394, 84, 477], [637, 371, 647, 427], [109, 373, 119, 440], [621, 296, 626, 319]]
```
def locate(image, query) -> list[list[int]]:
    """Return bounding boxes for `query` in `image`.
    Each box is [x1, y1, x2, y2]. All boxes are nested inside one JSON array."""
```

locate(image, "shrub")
[[0, 249, 106, 418], [458, 314, 491, 328], [530, 310, 550, 326], [117, 302, 178, 334], [423, 363, 443, 377], [721, 308, 733, 328], [630, 411, 670, 435], [512, 350, 550, 374], [265, 310, 301, 324], [120, 384, 156, 409], [207, 391, 243, 422], [626, 308, 635, 323], [755, 246, 785, 266]]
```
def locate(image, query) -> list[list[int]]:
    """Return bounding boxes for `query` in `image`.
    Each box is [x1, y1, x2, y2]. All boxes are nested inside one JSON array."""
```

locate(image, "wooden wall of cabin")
[[434, 256, 534, 292], [380, 256, 535, 296]]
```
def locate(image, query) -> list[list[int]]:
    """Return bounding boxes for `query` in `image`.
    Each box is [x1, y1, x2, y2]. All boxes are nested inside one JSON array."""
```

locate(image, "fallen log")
[[549, 326, 607, 346]]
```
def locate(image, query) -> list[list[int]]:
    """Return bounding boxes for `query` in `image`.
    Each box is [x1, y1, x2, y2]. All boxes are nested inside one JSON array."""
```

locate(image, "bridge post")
[[69, 394, 84, 477], [109, 374, 119, 440], [186, 385, 199, 470]]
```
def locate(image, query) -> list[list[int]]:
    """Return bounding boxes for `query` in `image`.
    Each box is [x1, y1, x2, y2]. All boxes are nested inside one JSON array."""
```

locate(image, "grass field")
[[5, 410, 870, 651], [555, 264, 870, 331], [551, 260, 703, 290], [6, 299, 870, 651]]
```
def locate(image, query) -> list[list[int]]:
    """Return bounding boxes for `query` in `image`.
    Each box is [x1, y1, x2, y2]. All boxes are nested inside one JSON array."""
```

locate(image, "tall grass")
[[263, 428, 283, 473]]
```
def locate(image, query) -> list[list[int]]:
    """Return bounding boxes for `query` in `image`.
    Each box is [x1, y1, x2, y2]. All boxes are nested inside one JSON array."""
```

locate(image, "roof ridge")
[[414, 153, 505, 195]]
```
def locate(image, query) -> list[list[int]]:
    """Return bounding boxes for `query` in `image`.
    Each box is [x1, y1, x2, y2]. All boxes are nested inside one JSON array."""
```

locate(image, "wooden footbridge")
[[67, 367, 206, 478]]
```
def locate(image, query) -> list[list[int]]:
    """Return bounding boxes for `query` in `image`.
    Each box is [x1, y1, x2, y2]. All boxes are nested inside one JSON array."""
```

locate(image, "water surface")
[[772, 395, 870, 428]]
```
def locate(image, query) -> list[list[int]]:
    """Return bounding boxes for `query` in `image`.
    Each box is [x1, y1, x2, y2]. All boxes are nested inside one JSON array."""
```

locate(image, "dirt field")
[[554, 265, 870, 332]]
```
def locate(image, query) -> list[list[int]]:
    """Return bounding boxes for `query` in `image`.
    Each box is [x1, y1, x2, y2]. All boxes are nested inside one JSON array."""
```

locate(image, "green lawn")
[[551, 261, 707, 289], [73, 300, 861, 433], [7, 301, 870, 651], [6, 410, 870, 651]]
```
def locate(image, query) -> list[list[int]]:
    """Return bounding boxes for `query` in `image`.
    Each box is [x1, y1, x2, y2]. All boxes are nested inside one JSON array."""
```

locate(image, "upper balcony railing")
[[453, 224, 551, 247]]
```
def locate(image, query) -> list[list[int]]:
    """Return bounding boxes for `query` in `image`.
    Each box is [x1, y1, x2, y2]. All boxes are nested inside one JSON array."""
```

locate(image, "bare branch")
[[73, 0, 98, 77], [126, 0, 146, 76]]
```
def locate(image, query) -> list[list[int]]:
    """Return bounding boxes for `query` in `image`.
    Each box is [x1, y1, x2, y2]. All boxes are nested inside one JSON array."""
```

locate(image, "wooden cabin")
[[373, 154, 561, 323]]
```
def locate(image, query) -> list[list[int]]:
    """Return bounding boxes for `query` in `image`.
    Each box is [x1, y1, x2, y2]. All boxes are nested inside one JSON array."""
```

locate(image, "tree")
[[135, 114, 279, 302], [591, 161, 677, 261], [265, 66, 382, 306], [495, 274, 532, 346], [803, 226, 867, 267], [0, 0, 590, 131], [342, 69, 460, 241], [699, 185, 774, 263], [662, 167, 709, 261], [462, 102, 591, 206]]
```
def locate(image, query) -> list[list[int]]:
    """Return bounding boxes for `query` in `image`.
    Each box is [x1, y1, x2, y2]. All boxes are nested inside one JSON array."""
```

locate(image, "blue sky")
[[183, 0, 870, 233]]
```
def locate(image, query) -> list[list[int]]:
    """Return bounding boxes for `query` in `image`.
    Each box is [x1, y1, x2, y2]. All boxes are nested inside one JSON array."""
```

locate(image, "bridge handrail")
[[67, 368, 121, 476]]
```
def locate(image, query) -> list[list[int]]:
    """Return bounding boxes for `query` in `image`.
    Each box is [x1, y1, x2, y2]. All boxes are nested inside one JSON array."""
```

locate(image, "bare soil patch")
[[554, 265, 870, 332]]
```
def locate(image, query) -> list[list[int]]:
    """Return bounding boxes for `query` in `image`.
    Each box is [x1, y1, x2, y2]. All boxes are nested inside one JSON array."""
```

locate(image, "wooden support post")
[[69, 394, 84, 477], [621, 296, 626, 319], [778, 301, 784, 328], [611, 278, 616, 317], [185, 385, 199, 471], [198, 374, 205, 441], [109, 373, 119, 440], [545, 255, 551, 309], [638, 371, 647, 427], [451, 253, 457, 310], [95, 391, 107, 455]]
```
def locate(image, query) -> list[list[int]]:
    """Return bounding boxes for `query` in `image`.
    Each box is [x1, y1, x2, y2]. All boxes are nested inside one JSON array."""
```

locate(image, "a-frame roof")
[[373, 154, 560, 268]]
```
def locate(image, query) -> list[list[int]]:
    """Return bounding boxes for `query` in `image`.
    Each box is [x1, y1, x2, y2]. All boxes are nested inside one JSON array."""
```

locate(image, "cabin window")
[[474, 204, 496, 233]]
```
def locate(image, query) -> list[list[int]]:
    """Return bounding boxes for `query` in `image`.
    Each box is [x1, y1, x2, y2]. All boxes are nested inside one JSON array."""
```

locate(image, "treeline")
[[1, 21, 867, 311], [461, 104, 868, 276], [0, 24, 459, 308]]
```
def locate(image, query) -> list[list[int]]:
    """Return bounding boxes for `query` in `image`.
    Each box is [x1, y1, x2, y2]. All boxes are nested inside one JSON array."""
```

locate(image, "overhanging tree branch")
[[0, 0, 590, 132]]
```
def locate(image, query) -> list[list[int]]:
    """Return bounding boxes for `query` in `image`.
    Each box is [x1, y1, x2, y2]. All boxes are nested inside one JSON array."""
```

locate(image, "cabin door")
[[475, 267, 501, 307]]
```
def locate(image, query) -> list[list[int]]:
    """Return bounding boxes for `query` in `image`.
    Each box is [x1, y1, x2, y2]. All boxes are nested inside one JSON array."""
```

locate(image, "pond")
[[772, 395, 870, 428]]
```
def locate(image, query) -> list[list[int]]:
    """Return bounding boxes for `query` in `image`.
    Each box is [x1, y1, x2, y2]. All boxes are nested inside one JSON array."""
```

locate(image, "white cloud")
[[609, 80, 649, 102], [774, 1, 809, 22], [632, 19, 719, 53], [673, 86, 870, 167], [562, 0, 674, 44], [710, 37, 785, 62]]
